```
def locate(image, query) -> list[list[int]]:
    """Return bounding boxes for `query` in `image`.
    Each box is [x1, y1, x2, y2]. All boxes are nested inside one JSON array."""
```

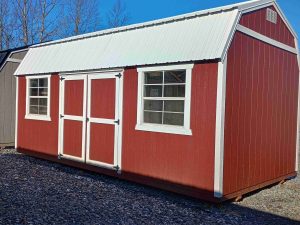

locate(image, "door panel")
[[86, 74, 121, 169], [91, 79, 115, 119], [59, 75, 87, 162], [89, 123, 115, 164], [64, 80, 84, 116], [63, 120, 83, 158]]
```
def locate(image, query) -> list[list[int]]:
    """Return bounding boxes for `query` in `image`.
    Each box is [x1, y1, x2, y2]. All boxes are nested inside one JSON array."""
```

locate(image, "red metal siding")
[[17, 75, 59, 156], [223, 31, 299, 196], [239, 6, 295, 48], [122, 64, 218, 194]]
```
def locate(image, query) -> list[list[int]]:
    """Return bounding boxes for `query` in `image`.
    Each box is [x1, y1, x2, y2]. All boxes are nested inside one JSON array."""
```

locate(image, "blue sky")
[[101, 0, 299, 41]]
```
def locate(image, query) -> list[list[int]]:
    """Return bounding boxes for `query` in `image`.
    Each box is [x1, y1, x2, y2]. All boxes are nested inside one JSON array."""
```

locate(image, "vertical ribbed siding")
[[223, 31, 299, 195]]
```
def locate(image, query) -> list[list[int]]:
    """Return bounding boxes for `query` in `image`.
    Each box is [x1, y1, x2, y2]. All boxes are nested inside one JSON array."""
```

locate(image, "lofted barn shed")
[[0, 47, 28, 147], [14, 0, 299, 202]]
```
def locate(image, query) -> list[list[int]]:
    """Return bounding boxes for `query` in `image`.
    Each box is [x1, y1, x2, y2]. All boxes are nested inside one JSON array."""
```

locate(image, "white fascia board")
[[236, 24, 298, 54], [221, 11, 242, 62], [214, 56, 228, 198]]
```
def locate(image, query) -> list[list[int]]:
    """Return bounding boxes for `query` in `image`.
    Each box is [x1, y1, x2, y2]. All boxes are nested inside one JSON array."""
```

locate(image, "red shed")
[[14, 0, 299, 202]]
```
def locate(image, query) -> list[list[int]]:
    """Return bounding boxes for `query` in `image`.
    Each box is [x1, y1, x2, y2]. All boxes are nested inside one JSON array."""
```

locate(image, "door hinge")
[[114, 119, 120, 125], [113, 165, 120, 171], [60, 77, 65, 81], [58, 154, 63, 159], [86, 118, 89, 122], [60, 114, 64, 119], [115, 73, 122, 78]]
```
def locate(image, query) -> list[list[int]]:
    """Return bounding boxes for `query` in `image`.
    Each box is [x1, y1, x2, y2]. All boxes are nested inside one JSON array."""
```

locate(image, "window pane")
[[164, 70, 186, 83], [30, 88, 39, 96], [163, 113, 184, 126], [29, 106, 38, 114], [144, 85, 162, 97], [144, 100, 163, 111], [30, 79, 38, 87], [145, 72, 163, 84], [39, 106, 48, 115], [38, 88, 48, 96], [164, 85, 185, 97], [144, 111, 162, 124], [39, 78, 48, 87], [164, 100, 184, 112], [30, 98, 38, 106], [39, 98, 48, 106]]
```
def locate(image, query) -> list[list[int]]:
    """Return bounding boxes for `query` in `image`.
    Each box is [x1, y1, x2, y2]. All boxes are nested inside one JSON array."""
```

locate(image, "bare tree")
[[107, 0, 129, 28], [0, 1, 12, 50], [62, 0, 100, 37], [36, 0, 62, 43], [13, 0, 36, 45]]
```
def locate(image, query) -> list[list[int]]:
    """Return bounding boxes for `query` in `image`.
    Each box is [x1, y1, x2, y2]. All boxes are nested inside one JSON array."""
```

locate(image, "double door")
[[58, 72, 123, 170]]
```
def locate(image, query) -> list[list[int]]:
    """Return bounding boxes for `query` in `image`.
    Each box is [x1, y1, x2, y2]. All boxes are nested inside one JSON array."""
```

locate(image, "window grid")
[[28, 78, 49, 116], [143, 70, 185, 126]]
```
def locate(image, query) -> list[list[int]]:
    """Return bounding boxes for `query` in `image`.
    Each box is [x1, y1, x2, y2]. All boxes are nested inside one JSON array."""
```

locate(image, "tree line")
[[0, 0, 129, 50]]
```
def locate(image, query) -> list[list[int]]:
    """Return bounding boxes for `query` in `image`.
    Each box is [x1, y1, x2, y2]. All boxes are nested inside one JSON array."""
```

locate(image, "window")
[[25, 75, 51, 121], [136, 64, 193, 135], [266, 8, 277, 24]]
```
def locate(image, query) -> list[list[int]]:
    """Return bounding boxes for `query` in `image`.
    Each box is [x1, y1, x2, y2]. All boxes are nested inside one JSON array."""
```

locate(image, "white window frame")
[[136, 64, 194, 135], [25, 75, 51, 121]]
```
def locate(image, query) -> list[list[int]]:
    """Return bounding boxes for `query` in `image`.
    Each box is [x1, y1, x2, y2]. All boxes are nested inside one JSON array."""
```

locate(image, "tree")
[[13, 0, 35, 45], [0, 1, 14, 50], [107, 0, 129, 28], [61, 0, 100, 37], [36, 0, 61, 43]]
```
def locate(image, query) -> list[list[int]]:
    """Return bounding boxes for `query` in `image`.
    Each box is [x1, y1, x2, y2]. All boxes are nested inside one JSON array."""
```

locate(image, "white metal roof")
[[15, 0, 296, 75]]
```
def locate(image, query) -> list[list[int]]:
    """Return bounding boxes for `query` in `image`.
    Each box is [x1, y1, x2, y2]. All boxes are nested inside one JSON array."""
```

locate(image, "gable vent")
[[266, 8, 277, 24]]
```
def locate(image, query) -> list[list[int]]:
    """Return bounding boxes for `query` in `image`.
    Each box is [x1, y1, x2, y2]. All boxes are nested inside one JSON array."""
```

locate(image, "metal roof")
[[15, 0, 294, 75]]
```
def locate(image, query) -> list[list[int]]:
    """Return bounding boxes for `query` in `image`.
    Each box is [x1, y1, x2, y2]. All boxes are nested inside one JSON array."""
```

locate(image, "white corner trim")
[[25, 75, 51, 121], [236, 24, 298, 54], [214, 56, 228, 198], [295, 38, 300, 172], [14, 77, 19, 148], [136, 63, 194, 136]]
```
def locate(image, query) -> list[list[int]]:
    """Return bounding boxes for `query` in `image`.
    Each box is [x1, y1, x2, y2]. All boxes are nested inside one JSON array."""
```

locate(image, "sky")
[[101, 0, 299, 43]]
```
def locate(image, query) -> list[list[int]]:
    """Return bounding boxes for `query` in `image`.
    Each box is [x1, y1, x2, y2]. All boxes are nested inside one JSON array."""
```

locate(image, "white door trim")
[[295, 38, 300, 172], [58, 74, 87, 163], [214, 56, 228, 198], [85, 72, 123, 171]]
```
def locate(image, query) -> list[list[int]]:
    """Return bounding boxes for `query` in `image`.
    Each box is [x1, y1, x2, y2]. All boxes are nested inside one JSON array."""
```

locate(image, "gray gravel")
[[0, 148, 299, 225]]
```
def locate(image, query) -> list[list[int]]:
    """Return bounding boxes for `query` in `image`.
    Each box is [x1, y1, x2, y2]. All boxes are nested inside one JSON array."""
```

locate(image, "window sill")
[[135, 124, 192, 136], [25, 114, 51, 121]]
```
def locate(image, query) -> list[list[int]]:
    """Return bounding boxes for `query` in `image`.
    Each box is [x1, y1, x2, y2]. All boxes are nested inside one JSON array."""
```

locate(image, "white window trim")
[[136, 64, 194, 136], [25, 75, 51, 121]]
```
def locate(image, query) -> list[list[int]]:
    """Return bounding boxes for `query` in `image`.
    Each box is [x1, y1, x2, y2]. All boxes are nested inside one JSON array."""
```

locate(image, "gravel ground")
[[0, 149, 299, 225]]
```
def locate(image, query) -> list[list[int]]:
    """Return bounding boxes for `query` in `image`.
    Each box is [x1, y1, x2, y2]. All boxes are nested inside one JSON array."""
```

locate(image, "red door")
[[58, 72, 123, 170], [86, 73, 122, 169], [59, 75, 87, 162]]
